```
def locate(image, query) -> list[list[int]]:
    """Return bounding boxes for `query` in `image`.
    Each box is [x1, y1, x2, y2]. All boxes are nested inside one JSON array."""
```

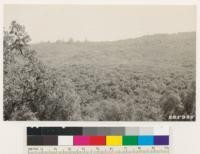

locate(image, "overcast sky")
[[4, 5, 196, 43]]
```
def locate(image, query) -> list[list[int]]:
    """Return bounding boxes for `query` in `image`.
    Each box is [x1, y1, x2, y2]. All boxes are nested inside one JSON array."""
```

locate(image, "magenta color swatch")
[[74, 136, 90, 145]]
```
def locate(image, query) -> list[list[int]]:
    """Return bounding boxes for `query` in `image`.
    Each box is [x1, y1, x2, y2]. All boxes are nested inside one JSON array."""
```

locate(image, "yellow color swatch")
[[106, 136, 122, 146]]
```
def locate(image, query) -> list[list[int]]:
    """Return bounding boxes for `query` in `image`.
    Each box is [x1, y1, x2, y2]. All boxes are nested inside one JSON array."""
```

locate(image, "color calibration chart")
[[26, 127, 170, 154]]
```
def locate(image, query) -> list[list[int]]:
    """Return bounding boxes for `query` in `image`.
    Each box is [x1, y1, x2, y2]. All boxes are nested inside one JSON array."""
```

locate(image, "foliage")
[[4, 21, 196, 121], [60, 65, 195, 121], [4, 21, 81, 120]]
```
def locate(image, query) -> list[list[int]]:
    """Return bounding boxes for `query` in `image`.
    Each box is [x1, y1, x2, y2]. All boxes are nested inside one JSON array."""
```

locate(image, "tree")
[[68, 37, 74, 44], [182, 81, 195, 115], [4, 21, 81, 120], [159, 90, 184, 121]]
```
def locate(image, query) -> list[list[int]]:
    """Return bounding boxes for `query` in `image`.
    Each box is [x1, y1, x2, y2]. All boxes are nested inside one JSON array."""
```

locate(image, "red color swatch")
[[89, 136, 106, 145]]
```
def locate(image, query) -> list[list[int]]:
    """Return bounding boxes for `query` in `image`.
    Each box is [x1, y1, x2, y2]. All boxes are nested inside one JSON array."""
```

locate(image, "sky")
[[4, 5, 196, 43]]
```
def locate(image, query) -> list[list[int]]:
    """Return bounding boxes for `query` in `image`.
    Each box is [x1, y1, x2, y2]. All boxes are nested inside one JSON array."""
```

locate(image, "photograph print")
[[3, 5, 196, 121]]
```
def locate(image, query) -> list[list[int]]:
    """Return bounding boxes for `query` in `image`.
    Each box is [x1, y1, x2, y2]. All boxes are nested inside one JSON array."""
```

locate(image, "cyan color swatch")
[[138, 136, 154, 145]]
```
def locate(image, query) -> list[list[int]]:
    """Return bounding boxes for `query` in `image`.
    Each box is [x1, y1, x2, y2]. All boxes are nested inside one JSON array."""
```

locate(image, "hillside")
[[31, 32, 196, 70], [29, 32, 196, 121], [5, 25, 196, 121]]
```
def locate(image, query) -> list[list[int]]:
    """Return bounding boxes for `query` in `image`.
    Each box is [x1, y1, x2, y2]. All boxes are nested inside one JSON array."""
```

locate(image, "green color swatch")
[[123, 136, 138, 145]]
